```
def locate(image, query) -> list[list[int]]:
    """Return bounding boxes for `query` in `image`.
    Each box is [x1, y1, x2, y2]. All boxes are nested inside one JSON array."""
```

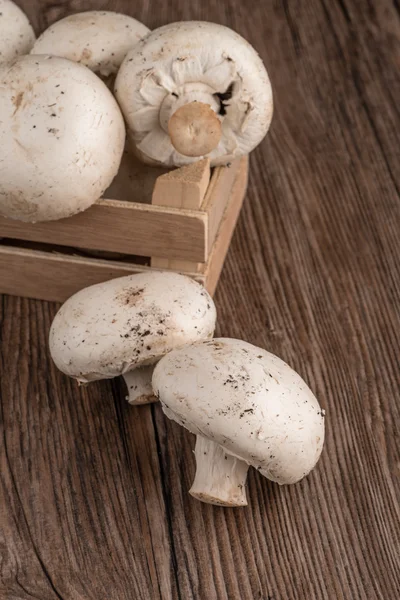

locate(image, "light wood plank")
[[0, 246, 206, 303], [151, 158, 211, 209], [0, 247, 149, 302], [0, 156, 247, 303], [203, 157, 245, 252], [151, 158, 211, 272], [151, 157, 249, 288], [0, 199, 208, 262], [203, 156, 249, 295]]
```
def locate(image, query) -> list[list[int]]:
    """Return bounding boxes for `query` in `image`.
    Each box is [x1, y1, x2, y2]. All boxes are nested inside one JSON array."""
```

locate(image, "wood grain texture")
[[204, 159, 243, 252], [0, 199, 208, 263], [0, 158, 247, 302], [1, 1, 399, 599], [0, 246, 152, 302], [202, 157, 249, 296], [152, 159, 211, 210], [0, 159, 241, 265], [151, 158, 211, 272]]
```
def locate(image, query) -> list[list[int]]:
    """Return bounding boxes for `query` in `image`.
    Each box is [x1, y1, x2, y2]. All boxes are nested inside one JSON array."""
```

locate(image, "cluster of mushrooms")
[[50, 271, 325, 507], [1, 3, 325, 506], [0, 2, 273, 222]]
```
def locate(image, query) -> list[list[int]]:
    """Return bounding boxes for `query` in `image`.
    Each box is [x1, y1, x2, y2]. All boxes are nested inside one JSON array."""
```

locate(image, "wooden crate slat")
[[151, 158, 211, 209], [0, 246, 206, 303], [202, 157, 247, 252], [0, 157, 249, 302], [151, 158, 211, 273], [204, 156, 249, 295], [0, 200, 208, 262], [0, 247, 148, 302]]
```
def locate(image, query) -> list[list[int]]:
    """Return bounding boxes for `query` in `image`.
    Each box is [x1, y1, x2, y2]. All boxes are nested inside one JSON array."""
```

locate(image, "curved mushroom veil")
[[115, 21, 273, 167]]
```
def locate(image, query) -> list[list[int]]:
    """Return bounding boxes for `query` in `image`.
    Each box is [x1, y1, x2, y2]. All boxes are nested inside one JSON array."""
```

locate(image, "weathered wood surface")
[[1, 1, 399, 599]]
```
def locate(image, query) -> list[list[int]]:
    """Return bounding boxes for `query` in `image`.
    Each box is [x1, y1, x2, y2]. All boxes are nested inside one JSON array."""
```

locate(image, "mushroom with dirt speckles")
[[152, 338, 325, 507], [114, 21, 273, 167], [0, 55, 125, 222], [49, 272, 216, 405], [31, 11, 149, 85], [0, 0, 35, 65]]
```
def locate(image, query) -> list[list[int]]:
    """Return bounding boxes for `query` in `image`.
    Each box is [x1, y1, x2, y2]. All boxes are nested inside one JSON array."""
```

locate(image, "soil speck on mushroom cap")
[[117, 287, 145, 306]]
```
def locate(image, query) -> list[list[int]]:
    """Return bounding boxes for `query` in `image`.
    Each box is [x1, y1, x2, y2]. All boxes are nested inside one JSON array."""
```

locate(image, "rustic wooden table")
[[1, 1, 399, 599]]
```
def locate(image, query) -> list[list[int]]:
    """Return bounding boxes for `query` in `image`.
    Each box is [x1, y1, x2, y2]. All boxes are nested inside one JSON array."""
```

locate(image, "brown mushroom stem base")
[[168, 102, 222, 158], [123, 366, 157, 405], [189, 437, 249, 507]]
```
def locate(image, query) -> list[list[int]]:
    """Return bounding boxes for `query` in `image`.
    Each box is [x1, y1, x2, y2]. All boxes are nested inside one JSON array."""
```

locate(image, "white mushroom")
[[114, 21, 273, 167], [31, 11, 149, 83], [0, 55, 125, 222], [49, 272, 216, 405], [0, 0, 35, 64], [152, 338, 325, 507]]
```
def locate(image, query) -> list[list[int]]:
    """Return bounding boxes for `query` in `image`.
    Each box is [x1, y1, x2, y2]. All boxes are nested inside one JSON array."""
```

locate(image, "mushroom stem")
[[123, 365, 157, 405], [189, 436, 249, 507], [168, 102, 222, 157]]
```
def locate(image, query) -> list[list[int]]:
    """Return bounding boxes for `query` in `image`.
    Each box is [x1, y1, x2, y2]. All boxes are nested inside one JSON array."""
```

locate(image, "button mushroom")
[[0, 0, 35, 65], [49, 272, 216, 405], [115, 21, 273, 167], [31, 11, 149, 85], [152, 338, 325, 507], [0, 55, 125, 222]]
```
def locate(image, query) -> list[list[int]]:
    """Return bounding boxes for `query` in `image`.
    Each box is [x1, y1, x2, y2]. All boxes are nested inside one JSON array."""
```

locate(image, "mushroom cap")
[[0, 55, 125, 222], [0, 0, 35, 64], [115, 21, 273, 167], [31, 11, 149, 77], [153, 338, 325, 485], [49, 272, 216, 383]]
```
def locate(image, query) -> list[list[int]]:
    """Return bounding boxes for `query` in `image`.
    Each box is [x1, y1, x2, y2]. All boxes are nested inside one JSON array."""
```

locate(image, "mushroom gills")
[[190, 436, 249, 507], [115, 21, 273, 167], [214, 82, 235, 116]]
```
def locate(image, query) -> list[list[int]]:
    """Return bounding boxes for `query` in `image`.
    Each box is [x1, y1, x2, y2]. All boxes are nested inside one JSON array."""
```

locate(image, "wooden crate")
[[0, 154, 248, 302]]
